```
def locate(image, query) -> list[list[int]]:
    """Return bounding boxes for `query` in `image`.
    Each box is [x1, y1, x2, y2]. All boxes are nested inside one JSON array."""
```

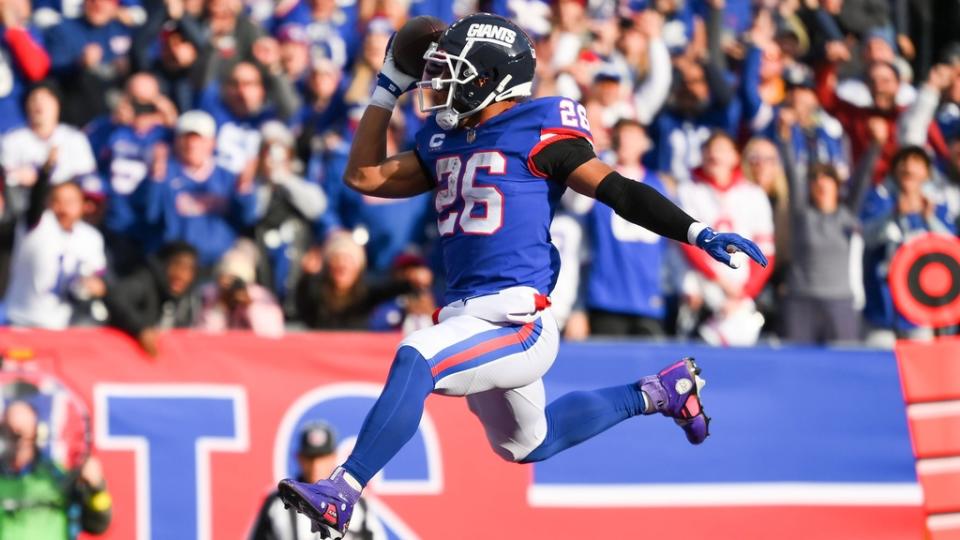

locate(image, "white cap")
[[176, 110, 217, 138], [260, 120, 294, 148]]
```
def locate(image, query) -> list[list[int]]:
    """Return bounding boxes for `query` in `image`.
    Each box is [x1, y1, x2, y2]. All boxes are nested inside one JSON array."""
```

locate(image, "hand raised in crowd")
[[165, 0, 184, 19], [898, 189, 937, 220], [81, 44, 104, 69], [116, 7, 141, 27], [252, 37, 282, 73], [301, 245, 324, 275], [897, 189, 926, 216], [926, 64, 954, 92], [80, 456, 106, 489], [403, 266, 433, 290], [748, 9, 776, 50], [866, 116, 889, 145], [636, 9, 663, 40], [137, 328, 160, 357], [824, 40, 851, 63], [151, 143, 169, 180], [777, 0, 801, 16], [82, 276, 107, 298], [897, 34, 916, 61], [778, 107, 798, 141], [42, 146, 59, 174], [153, 94, 179, 126], [237, 157, 257, 193], [273, 0, 298, 18], [0, 0, 27, 28]]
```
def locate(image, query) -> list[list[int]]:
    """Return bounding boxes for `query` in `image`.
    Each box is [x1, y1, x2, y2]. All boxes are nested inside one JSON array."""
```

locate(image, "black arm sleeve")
[[25, 165, 52, 230], [595, 171, 697, 244], [530, 136, 596, 182]]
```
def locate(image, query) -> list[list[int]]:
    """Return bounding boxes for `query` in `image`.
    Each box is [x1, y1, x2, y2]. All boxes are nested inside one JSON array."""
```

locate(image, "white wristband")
[[687, 222, 708, 245], [369, 86, 398, 111]]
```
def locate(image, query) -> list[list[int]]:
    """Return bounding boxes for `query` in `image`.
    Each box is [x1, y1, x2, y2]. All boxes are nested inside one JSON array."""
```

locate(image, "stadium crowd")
[[0, 0, 958, 350]]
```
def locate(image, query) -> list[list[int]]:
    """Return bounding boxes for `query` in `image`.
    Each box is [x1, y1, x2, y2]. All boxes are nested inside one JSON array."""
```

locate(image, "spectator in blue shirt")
[[96, 73, 178, 273], [650, 1, 739, 182], [270, 0, 354, 68], [45, 0, 133, 125], [776, 64, 849, 182], [143, 110, 256, 267], [199, 61, 282, 178], [860, 145, 956, 345], [585, 119, 669, 337], [293, 54, 347, 169]]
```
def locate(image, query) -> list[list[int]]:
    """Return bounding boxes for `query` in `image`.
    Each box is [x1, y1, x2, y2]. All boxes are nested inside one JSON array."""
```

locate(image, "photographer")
[[197, 244, 284, 337], [0, 401, 111, 538]]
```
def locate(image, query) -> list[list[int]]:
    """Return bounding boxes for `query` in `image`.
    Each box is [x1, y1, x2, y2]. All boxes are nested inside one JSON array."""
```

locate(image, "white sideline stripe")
[[917, 456, 960, 474], [929, 513, 960, 531], [908, 400, 960, 419], [527, 483, 923, 507]]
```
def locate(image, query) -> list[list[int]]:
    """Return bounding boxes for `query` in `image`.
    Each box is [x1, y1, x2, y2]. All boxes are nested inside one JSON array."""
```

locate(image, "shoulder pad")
[[532, 96, 594, 142]]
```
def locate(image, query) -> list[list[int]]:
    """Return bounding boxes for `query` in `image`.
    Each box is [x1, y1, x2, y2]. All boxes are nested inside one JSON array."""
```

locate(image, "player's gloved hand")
[[695, 227, 768, 269], [375, 35, 418, 100]]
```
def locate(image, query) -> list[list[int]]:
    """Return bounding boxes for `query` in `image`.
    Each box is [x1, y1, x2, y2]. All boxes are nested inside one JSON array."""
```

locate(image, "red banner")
[[0, 328, 924, 540]]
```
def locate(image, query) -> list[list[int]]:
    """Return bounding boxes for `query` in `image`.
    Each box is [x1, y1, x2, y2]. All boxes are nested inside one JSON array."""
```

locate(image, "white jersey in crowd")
[[4, 211, 106, 329], [0, 124, 96, 184], [678, 176, 775, 287]]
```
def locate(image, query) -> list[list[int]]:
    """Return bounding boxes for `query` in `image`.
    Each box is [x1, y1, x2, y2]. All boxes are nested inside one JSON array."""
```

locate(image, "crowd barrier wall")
[[0, 328, 930, 540]]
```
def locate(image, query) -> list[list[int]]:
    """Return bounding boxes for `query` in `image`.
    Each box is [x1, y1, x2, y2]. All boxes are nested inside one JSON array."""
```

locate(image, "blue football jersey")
[[100, 124, 173, 236], [586, 169, 668, 319], [415, 96, 592, 304]]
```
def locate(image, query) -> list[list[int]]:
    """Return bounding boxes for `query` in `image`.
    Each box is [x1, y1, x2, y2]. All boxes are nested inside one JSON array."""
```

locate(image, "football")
[[392, 15, 446, 78]]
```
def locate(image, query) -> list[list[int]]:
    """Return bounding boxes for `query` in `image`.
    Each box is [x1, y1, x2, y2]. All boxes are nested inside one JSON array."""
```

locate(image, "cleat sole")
[[278, 481, 345, 540]]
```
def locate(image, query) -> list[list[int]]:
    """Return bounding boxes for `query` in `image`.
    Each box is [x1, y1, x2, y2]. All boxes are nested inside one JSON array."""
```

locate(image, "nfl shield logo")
[[466, 129, 476, 143]]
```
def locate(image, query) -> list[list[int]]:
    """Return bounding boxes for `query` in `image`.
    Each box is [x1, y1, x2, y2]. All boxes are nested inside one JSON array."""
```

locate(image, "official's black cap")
[[297, 421, 337, 457]]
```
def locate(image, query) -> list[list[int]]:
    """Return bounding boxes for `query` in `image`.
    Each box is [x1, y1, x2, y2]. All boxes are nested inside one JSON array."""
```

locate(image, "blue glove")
[[695, 227, 769, 269]]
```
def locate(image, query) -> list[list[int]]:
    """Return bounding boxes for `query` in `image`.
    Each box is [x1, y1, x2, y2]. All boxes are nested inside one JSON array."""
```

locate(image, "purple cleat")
[[278, 476, 357, 539], [639, 357, 711, 444]]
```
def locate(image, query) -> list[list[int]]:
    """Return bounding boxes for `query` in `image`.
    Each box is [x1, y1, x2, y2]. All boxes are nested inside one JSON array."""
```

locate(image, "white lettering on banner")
[[466, 23, 517, 46]]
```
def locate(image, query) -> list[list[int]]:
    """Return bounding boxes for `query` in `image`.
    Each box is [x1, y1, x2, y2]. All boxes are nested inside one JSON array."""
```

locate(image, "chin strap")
[[436, 108, 459, 130]]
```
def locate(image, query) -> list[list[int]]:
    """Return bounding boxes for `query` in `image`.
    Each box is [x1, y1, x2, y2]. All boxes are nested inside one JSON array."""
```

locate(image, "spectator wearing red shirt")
[[817, 59, 947, 181], [0, 0, 50, 132]]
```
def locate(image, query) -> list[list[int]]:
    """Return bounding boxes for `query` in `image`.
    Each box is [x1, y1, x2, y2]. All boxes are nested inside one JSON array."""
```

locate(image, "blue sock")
[[520, 384, 646, 463], [342, 346, 434, 487]]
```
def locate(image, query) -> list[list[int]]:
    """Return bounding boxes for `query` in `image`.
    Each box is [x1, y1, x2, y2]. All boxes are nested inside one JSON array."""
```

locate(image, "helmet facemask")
[[417, 41, 483, 130], [417, 40, 532, 131]]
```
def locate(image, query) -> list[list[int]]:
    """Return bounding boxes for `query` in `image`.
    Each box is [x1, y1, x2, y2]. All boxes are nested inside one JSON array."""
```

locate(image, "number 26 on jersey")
[[435, 151, 505, 236]]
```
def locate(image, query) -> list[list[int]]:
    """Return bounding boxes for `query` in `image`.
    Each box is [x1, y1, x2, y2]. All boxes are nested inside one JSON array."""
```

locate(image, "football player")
[[279, 13, 767, 538]]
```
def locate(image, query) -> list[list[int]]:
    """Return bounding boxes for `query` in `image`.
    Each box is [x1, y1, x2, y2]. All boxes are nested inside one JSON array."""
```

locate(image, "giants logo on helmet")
[[466, 23, 517, 46]]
